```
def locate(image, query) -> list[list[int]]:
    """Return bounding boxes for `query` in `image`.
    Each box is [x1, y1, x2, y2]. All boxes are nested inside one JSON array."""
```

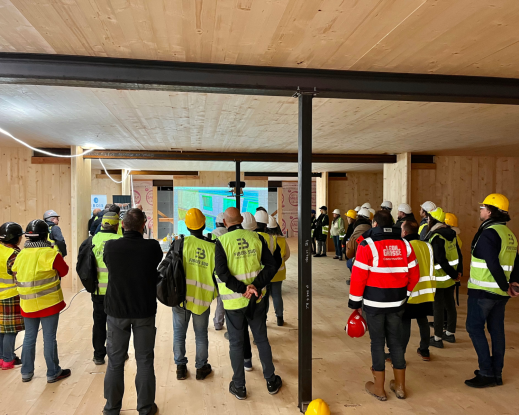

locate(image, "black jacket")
[[314, 213, 329, 242], [103, 231, 163, 319], [428, 226, 463, 280], [214, 225, 277, 295], [395, 213, 416, 229], [90, 209, 108, 235], [46, 221, 67, 257], [419, 218, 428, 240], [470, 220, 519, 299]]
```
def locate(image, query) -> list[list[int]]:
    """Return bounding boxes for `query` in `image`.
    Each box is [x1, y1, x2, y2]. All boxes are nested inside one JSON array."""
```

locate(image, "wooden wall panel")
[[383, 153, 411, 221], [91, 170, 122, 205], [328, 173, 383, 217], [0, 146, 72, 288]]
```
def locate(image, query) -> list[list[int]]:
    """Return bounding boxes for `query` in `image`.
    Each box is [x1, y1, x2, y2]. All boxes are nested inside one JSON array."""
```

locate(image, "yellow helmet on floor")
[[480, 193, 509, 212], [430, 207, 445, 223], [185, 208, 206, 230], [305, 399, 330, 415], [445, 213, 458, 227], [345, 210, 357, 219]]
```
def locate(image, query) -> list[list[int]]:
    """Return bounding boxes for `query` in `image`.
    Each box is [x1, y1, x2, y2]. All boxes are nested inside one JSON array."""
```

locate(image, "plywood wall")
[[383, 153, 411, 221], [411, 156, 519, 268], [91, 170, 122, 205], [0, 146, 72, 288]]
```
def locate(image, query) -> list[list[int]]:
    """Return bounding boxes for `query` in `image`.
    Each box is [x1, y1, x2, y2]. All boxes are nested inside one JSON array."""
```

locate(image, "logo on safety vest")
[[384, 245, 402, 257], [237, 238, 249, 249], [196, 248, 206, 260]]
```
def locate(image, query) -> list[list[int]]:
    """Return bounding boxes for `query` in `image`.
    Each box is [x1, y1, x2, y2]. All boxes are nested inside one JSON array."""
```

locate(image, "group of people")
[[340, 194, 519, 400]]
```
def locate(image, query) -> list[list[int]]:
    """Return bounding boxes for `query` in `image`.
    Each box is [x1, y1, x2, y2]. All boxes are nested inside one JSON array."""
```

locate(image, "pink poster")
[[133, 181, 154, 238], [282, 181, 316, 237]]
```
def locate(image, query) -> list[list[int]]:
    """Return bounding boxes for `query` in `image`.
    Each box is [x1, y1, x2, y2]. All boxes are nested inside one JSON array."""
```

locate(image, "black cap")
[[320, 206, 327, 210], [0, 222, 24, 242]]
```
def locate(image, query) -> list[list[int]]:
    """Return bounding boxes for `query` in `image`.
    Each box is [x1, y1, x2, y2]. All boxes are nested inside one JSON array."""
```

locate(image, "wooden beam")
[[31, 156, 71, 165], [130, 170, 197, 176], [95, 174, 122, 179], [172, 175, 200, 180]]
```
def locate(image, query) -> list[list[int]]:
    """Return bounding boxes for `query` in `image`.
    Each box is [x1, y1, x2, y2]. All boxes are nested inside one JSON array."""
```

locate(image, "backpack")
[[157, 237, 186, 307], [76, 236, 99, 294]]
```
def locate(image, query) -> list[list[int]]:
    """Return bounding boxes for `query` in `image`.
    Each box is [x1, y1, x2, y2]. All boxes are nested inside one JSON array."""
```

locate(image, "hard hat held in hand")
[[305, 398, 330, 415], [345, 309, 367, 338]]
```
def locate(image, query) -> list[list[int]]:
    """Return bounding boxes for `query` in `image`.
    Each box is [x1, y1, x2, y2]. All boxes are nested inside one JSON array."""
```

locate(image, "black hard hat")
[[25, 219, 50, 238], [320, 206, 327, 211], [0, 222, 24, 242]]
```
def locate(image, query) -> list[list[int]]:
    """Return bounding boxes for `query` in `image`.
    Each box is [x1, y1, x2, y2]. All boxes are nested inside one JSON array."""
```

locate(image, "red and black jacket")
[[348, 227, 419, 314]]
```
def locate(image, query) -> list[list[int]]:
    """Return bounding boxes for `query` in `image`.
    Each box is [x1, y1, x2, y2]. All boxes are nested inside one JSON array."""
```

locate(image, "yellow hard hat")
[[430, 207, 446, 223], [480, 193, 509, 212], [185, 208, 206, 230], [305, 399, 330, 415], [345, 210, 357, 219], [445, 213, 458, 227]]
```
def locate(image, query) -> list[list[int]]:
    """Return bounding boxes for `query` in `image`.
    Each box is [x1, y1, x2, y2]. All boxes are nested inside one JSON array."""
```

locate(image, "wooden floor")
[[1, 239, 519, 414]]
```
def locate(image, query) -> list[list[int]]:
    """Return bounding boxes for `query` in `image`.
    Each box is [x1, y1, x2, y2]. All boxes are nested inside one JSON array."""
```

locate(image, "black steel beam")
[[3, 53, 519, 104], [298, 93, 313, 412], [235, 161, 240, 210], [411, 155, 435, 164], [245, 172, 322, 178], [83, 150, 395, 164]]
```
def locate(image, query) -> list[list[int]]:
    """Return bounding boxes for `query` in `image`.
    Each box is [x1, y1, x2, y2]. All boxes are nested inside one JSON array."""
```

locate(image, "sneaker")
[[13, 357, 22, 366], [313, 254, 322, 258], [474, 370, 503, 386], [267, 375, 283, 395], [47, 368, 71, 383], [176, 364, 187, 380], [229, 381, 247, 400], [442, 332, 456, 343], [93, 357, 106, 365], [214, 326, 224, 331], [224, 332, 230, 340], [277, 317, 284, 327], [465, 373, 496, 388], [22, 374, 34, 383], [2, 359, 15, 370], [244, 359, 253, 372], [196, 364, 212, 380], [333, 256, 339, 259], [429, 336, 444, 349], [417, 348, 430, 361], [147, 403, 159, 415]]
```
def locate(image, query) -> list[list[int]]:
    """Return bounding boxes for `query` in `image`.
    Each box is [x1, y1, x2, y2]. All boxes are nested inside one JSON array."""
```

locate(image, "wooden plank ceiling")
[[0, 0, 519, 79]]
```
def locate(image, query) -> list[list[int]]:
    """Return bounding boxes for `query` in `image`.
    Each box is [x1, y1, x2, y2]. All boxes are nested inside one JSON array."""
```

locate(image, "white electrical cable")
[[99, 159, 132, 184], [130, 174, 135, 206], [0, 127, 96, 157]]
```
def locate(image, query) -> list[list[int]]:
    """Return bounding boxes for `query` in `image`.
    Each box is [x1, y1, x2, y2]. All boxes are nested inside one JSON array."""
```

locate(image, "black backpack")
[[76, 236, 99, 294], [157, 237, 186, 307]]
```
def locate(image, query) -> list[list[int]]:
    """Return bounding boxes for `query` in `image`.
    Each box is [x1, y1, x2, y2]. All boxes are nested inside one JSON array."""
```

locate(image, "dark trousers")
[[311, 236, 316, 253], [332, 236, 342, 258], [104, 316, 156, 415], [366, 311, 406, 371], [225, 298, 275, 388], [433, 285, 457, 337], [92, 294, 107, 359], [466, 296, 509, 378], [402, 316, 430, 353]]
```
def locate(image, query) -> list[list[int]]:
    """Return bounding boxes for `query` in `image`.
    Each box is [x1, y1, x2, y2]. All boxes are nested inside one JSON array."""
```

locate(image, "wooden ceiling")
[[1, 0, 519, 79]]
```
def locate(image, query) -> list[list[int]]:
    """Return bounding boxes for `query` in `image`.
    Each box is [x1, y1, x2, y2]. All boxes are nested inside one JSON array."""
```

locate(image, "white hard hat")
[[267, 215, 278, 229], [368, 208, 376, 215], [381, 201, 392, 209], [420, 201, 437, 213], [358, 207, 371, 219], [333, 209, 341, 215], [398, 203, 412, 214], [361, 203, 371, 209], [216, 212, 224, 224], [242, 212, 257, 230], [254, 210, 269, 224], [354, 206, 361, 212]]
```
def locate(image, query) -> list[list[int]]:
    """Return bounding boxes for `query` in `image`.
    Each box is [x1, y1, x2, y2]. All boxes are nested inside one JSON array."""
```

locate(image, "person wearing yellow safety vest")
[[173, 208, 215, 381], [264, 215, 290, 326], [211, 212, 228, 331], [43, 209, 67, 257], [464, 194, 519, 388], [90, 212, 122, 365], [424, 207, 463, 349], [314, 206, 329, 257], [400, 220, 436, 361], [214, 207, 281, 400], [419, 201, 436, 241], [330, 209, 346, 260], [12, 219, 71, 383], [0, 222, 25, 370]]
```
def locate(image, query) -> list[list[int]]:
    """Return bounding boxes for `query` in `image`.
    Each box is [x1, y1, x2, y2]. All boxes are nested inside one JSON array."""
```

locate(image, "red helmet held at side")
[[345, 309, 367, 338]]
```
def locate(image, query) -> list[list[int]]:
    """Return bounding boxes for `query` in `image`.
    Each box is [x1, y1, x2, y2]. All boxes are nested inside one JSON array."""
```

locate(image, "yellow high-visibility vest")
[[0, 244, 18, 300]]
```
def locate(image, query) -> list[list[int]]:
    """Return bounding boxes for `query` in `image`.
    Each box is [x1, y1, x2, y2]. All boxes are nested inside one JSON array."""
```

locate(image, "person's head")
[[93, 208, 101, 217], [109, 204, 121, 215], [266, 215, 278, 235], [427, 207, 446, 231], [256, 206, 267, 213], [420, 201, 436, 219], [347, 217, 355, 225], [332, 209, 341, 218], [185, 208, 206, 233], [397, 203, 412, 220], [381, 201, 392, 212], [254, 210, 269, 231], [479, 193, 511, 222], [320, 206, 327, 214], [101, 212, 120, 232], [0, 222, 24, 247], [372, 210, 393, 228], [223, 207, 243, 229], [357, 207, 371, 221], [43, 209, 60, 225], [346, 209, 357, 224], [134, 204, 143, 211], [25, 219, 49, 242], [401, 220, 419, 238], [311, 209, 316, 217], [122, 208, 146, 233], [216, 212, 225, 228], [241, 212, 257, 230]]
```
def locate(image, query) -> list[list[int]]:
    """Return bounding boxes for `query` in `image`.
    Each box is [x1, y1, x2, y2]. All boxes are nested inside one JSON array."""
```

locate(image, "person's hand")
[[508, 282, 519, 298], [242, 284, 258, 299]]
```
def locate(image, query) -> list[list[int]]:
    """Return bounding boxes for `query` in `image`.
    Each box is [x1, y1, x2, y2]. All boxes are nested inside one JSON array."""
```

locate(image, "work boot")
[[365, 368, 387, 401], [196, 364, 212, 380], [389, 368, 406, 399], [176, 364, 188, 380]]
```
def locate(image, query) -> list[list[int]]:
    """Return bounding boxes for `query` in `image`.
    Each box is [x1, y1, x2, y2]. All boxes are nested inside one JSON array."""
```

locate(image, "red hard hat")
[[345, 309, 367, 338]]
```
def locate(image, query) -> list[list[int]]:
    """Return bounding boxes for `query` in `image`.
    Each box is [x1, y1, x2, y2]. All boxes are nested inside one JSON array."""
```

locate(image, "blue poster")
[[91, 195, 107, 214]]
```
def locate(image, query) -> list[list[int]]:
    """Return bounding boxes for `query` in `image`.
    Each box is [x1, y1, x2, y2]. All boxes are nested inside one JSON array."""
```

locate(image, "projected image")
[[173, 187, 268, 235]]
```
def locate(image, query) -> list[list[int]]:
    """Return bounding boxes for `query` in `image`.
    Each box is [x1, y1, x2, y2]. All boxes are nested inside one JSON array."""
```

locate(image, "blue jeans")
[[22, 313, 61, 381], [346, 258, 353, 271], [332, 236, 342, 258], [0, 333, 17, 362], [172, 306, 210, 369], [466, 296, 509, 378]]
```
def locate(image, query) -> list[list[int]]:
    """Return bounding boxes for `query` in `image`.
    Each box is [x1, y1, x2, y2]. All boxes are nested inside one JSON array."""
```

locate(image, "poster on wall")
[[91, 195, 107, 214], [281, 182, 316, 237], [132, 181, 154, 238]]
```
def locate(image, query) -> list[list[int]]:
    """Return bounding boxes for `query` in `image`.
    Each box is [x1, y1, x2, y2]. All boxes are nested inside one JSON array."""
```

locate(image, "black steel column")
[[235, 160, 241, 210], [298, 93, 313, 412]]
